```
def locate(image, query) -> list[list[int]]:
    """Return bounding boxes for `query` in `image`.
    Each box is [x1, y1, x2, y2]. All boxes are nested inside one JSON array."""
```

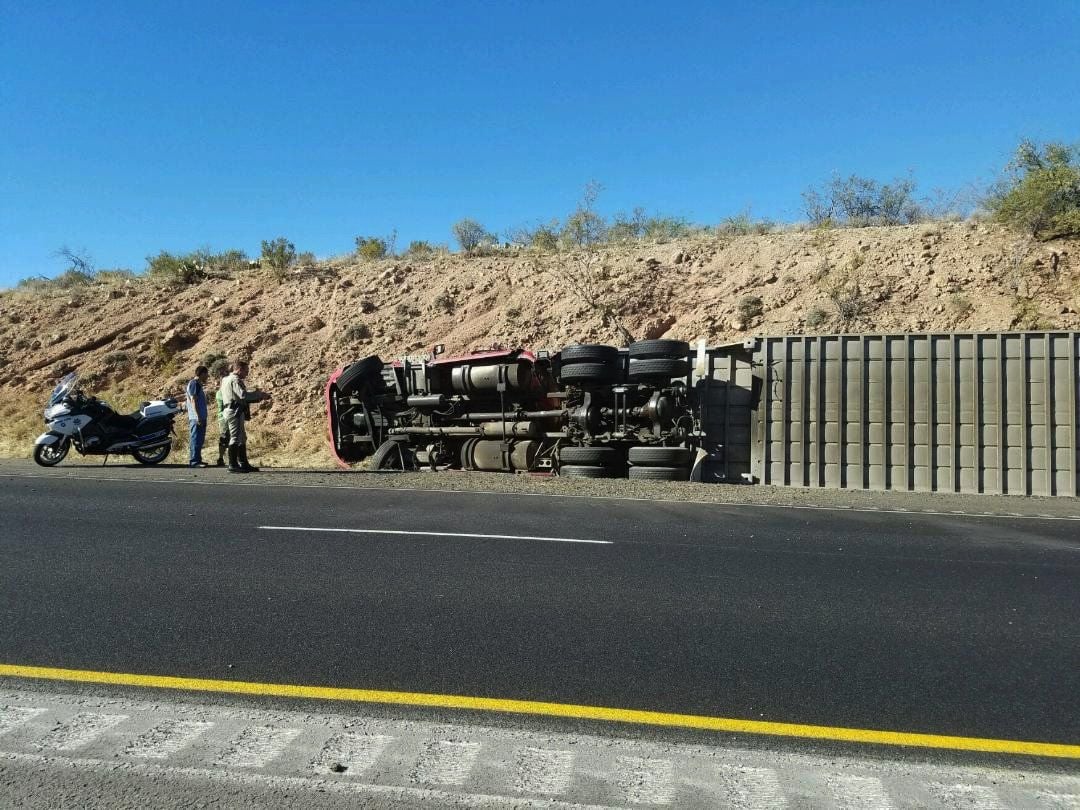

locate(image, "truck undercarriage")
[[326, 340, 701, 480]]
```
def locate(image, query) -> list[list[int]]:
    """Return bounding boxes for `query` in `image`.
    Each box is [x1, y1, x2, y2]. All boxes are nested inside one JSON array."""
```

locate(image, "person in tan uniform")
[[219, 359, 272, 473]]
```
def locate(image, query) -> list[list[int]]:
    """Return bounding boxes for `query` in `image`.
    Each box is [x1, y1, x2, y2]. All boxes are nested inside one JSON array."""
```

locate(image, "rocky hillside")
[[0, 222, 1076, 465]]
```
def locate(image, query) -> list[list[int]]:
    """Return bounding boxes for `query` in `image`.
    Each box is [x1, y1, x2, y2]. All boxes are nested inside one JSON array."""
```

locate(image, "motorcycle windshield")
[[47, 372, 79, 407]]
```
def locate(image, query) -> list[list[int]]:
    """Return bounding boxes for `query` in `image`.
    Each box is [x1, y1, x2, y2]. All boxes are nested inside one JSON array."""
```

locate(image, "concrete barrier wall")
[[740, 332, 1080, 497]]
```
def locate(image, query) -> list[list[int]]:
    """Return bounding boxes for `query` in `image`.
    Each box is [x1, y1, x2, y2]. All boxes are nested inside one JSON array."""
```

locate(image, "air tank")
[[460, 439, 539, 472], [450, 362, 530, 395]]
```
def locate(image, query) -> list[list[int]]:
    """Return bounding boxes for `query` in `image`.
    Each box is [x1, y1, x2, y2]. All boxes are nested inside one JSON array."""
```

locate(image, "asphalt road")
[[1, 470, 1078, 750]]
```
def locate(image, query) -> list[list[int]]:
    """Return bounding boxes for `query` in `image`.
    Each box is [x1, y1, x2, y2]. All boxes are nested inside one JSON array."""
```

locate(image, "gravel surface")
[[3, 458, 1078, 519]]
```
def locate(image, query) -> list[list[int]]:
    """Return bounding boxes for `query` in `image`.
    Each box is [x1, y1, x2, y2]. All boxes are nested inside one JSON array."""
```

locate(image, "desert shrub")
[[53, 268, 96, 288], [295, 251, 317, 268], [204, 352, 230, 378], [605, 209, 696, 243], [433, 293, 455, 313], [452, 219, 496, 253], [146, 251, 205, 285], [16, 268, 95, 293], [949, 294, 974, 318], [507, 221, 560, 250], [561, 209, 607, 248], [505, 307, 522, 319], [96, 268, 137, 284], [260, 237, 297, 277], [343, 323, 372, 342], [1011, 297, 1046, 329], [819, 254, 875, 329], [718, 212, 773, 236], [395, 303, 421, 318], [150, 338, 176, 371], [805, 307, 828, 328], [355, 236, 388, 261], [15, 276, 50, 293], [643, 216, 692, 241], [197, 249, 249, 274], [737, 295, 764, 320], [559, 181, 608, 248], [261, 351, 290, 367], [405, 240, 436, 258], [803, 175, 922, 227], [606, 208, 648, 242], [103, 351, 131, 367], [985, 140, 1080, 239]]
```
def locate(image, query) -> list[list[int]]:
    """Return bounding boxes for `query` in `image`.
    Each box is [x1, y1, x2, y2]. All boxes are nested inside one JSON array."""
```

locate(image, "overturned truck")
[[326, 340, 702, 480]]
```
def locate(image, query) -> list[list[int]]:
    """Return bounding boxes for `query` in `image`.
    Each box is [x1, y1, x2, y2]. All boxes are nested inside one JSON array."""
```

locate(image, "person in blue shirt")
[[185, 365, 210, 467]]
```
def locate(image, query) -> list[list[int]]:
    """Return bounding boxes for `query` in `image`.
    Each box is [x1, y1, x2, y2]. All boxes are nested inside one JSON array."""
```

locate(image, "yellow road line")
[[2, 663, 1077, 759]]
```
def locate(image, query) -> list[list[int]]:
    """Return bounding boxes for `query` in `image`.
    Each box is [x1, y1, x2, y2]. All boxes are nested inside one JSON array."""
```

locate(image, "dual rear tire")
[[627, 339, 690, 382], [557, 444, 623, 478], [557, 339, 692, 385], [557, 344, 620, 385], [627, 445, 691, 481], [557, 444, 691, 481]]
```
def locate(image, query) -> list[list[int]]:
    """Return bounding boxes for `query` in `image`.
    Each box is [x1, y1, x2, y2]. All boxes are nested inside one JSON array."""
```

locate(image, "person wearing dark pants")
[[218, 359, 272, 473], [185, 365, 210, 467]]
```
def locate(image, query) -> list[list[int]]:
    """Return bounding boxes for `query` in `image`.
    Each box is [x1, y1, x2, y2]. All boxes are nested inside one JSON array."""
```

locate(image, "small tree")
[[607, 207, 648, 242], [355, 236, 388, 261], [802, 175, 921, 226], [506, 220, 560, 250], [560, 181, 608, 248], [986, 140, 1080, 239], [538, 254, 634, 345], [452, 219, 495, 253], [54, 246, 95, 278], [260, 238, 296, 274]]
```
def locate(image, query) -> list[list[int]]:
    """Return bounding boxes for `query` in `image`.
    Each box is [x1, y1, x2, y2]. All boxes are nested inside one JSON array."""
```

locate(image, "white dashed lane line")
[[258, 525, 613, 545]]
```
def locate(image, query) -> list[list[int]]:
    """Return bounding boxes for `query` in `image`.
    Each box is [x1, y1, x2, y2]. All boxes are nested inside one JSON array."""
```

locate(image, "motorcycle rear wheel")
[[33, 441, 69, 467], [132, 444, 171, 465]]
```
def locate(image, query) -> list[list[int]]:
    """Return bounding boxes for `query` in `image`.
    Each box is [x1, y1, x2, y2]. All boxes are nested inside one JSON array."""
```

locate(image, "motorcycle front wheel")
[[132, 443, 171, 465], [33, 441, 69, 467]]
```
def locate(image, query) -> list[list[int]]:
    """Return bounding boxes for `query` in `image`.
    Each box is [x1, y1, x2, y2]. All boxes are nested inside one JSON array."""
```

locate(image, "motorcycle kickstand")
[[102, 454, 109, 466]]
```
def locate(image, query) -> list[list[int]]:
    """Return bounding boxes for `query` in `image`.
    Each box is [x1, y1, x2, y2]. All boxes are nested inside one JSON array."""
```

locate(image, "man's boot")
[[216, 437, 228, 467], [227, 446, 246, 473], [239, 445, 259, 473]]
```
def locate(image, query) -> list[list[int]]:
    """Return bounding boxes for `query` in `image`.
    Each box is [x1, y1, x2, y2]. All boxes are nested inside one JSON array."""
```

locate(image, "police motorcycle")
[[33, 372, 182, 467]]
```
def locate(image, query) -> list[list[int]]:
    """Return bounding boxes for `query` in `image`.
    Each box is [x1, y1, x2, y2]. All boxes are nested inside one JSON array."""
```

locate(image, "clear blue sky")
[[2, 0, 1078, 285]]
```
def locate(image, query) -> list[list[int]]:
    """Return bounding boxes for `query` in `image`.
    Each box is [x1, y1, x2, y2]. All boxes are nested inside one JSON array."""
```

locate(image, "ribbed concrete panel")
[[751, 332, 1080, 497]]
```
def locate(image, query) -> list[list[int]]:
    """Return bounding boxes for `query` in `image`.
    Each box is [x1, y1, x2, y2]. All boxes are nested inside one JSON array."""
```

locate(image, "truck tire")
[[336, 356, 384, 393], [627, 446, 691, 467], [371, 438, 415, 471], [559, 464, 617, 478], [559, 343, 619, 364], [559, 362, 616, 384], [627, 357, 690, 381], [559, 446, 622, 466], [628, 339, 690, 360], [628, 465, 690, 481]]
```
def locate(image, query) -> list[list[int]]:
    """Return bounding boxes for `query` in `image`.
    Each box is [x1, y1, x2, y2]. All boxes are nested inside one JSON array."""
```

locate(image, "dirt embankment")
[[0, 222, 1076, 465]]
